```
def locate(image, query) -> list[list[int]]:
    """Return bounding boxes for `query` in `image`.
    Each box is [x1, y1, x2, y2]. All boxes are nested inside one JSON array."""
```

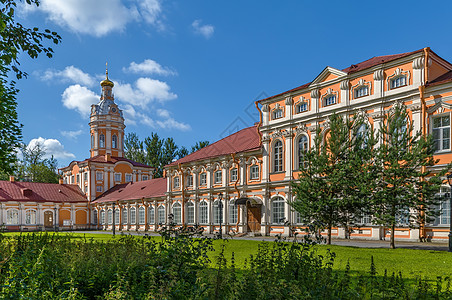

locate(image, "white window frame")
[[187, 202, 195, 224], [96, 171, 103, 181], [323, 94, 336, 106], [199, 201, 208, 224], [138, 207, 145, 225], [112, 135, 117, 149], [158, 206, 165, 224], [130, 207, 136, 224], [273, 108, 283, 119], [271, 197, 285, 224], [96, 186, 103, 193], [250, 165, 259, 180], [122, 208, 128, 224], [114, 173, 121, 182], [174, 176, 180, 189], [296, 102, 308, 113], [148, 206, 155, 224], [354, 86, 369, 98], [200, 173, 207, 186], [125, 173, 132, 182], [432, 114, 450, 153], [273, 140, 283, 173], [298, 135, 309, 169], [230, 168, 238, 182], [229, 199, 238, 223], [173, 203, 182, 224], [99, 134, 105, 148], [25, 209, 36, 225], [187, 175, 193, 187], [214, 170, 222, 184], [390, 75, 407, 89]]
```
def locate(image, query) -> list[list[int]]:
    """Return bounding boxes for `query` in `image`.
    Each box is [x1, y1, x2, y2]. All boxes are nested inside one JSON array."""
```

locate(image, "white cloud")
[[62, 84, 99, 116], [192, 19, 214, 39], [122, 105, 189, 131], [124, 59, 176, 76], [115, 77, 177, 109], [61, 129, 83, 139], [28, 137, 75, 160], [156, 118, 191, 131], [41, 66, 96, 86], [22, 0, 164, 37]]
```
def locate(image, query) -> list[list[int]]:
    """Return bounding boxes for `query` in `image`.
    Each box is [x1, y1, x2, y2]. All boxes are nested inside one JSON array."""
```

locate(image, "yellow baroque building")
[[2, 47, 452, 242]]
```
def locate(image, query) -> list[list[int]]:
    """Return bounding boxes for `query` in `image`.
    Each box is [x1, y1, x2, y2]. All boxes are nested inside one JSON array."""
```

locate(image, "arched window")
[[213, 200, 223, 224], [107, 209, 113, 225], [187, 202, 195, 224], [357, 123, 368, 148], [122, 208, 128, 224], [324, 94, 336, 106], [298, 135, 309, 169], [296, 102, 308, 113], [229, 200, 238, 223], [148, 206, 155, 224], [6, 209, 18, 225], [354, 86, 369, 98], [99, 134, 105, 148], [25, 210, 36, 225], [93, 209, 98, 224], [199, 201, 208, 224], [100, 210, 106, 225], [158, 206, 165, 224], [114, 208, 120, 224], [390, 75, 407, 89], [273, 140, 283, 172], [173, 203, 181, 224], [138, 207, 145, 225], [130, 207, 136, 224], [112, 135, 117, 149], [271, 197, 285, 224]]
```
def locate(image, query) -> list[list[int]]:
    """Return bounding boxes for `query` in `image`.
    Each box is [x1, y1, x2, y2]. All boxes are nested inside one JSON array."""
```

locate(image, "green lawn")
[[3, 231, 452, 280]]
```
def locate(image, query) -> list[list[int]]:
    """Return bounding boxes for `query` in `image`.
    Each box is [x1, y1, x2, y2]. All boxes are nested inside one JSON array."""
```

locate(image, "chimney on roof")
[[105, 153, 111, 162], [21, 188, 32, 197], [9, 176, 14, 182]]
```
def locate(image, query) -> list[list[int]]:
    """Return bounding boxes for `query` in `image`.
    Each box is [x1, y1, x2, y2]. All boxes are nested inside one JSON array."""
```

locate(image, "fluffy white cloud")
[[122, 105, 189, 131], [41, 66, 95, 86], [60, 129, 83, 139], [156, 118, 191, 131], [115, 77, 177, 109], [192, 19, 214, 39], [124, 59, 176, 76], [28, 137, 75, 160], [22, 0, 164, 37], [62, 85, 99, 116]]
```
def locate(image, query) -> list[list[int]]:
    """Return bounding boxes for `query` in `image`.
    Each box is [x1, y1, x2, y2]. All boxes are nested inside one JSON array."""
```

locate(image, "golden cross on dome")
[[106, 62, 109, 79]]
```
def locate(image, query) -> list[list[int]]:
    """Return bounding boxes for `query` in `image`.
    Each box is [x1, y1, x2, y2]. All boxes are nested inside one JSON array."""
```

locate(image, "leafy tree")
[[291, 114, 376, 244], [191, 140, 209, 153], [0, 0, 61, 176], [124, 132, 146, 163], [144, 133, 164, 177], [14, 143, 59, 183], [372, 103, 447, 249]]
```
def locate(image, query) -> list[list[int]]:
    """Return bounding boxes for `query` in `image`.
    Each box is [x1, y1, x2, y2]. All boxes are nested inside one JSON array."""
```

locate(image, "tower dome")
[[100, 63, 114, 87]]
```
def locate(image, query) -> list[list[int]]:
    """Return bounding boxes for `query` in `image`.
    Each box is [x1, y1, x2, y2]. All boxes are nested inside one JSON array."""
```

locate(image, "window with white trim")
[[76, 174, 80, 183], [433, 115, 450, 152], [125, 174, 132, 182], [173, 203, 181, 224], [115, 173, 121, 182], [273, 140, 283, 172], [433, 186, 450, 226], [229, 199, 238, 223], [271, 197, 285, 224], [142, 175, 149, 181], [84, 186, 88, 193], [139, 207, 145, 225], [100, 210, 105, 225], [107, 209, 113, 225], [200, 173, 207, 186], [187, 202, 195, 224], [93, 210, 98, 224], [354, 86, 369, 98], [148, 206, 155, 224], [273, 108, 283, 119], [230, 168, 238, 182], [99, 134, 105, 148], [296, 102, 308, 113], [213, 200, 222, 224], [96, 186, 103, 193], [187, 175, 193, 187], [324, 95, 336, 106], [250, 165, 259, 180], [357, 123, 369, 149], [199, 201, 208, 224], [114, 208, 120, 224], [71, 175, 74, 184], [214, 170, 222, 184], [112, 135, 117, 149], [130, 207, 136, 224], [84, 172, 88, 181], [294, 211, 303, 224], [174, 176, 180, 189], [96, 172, 103, 181], [390, 75, 407, 89], [298, 135, 309, 169], [25, 210, 36, 225], [158, 206, 165, 224], [122, 208, 128, 224]]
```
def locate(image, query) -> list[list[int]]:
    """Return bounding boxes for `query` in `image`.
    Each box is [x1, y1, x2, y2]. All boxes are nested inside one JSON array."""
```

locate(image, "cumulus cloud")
[[41, 66, 95, 86], [192, 19, 214, 39], [62, 84, 99, 116], [22, 0, 164, 37], [28, 137, 75, 160], [122, 105, 189, 131], [124, 59, 176, 76], [60, 129, 83, 139], [115, 77, 177, 109]]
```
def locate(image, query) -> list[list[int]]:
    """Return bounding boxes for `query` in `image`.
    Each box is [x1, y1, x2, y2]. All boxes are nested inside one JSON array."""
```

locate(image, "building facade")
[[94, 48, 452, 242]]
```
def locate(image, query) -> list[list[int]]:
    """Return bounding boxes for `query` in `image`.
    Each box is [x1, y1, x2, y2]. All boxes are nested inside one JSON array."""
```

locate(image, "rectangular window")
[[96, 186, 103, 193], [273, 109, 283, 119], [84, 172, 88, 181], [200, 173, 207, 186], [296, 103, 308, 113], [71, 175, 75, 184], [142, 175, 148, 181], [115, 173, 121, 182], [76, 174, 80, 183], [84, 186, 88, 193], [324, 95, 336, 106], [434, 186, 450, 226], [125, 174, 132, 182], [214, 171, 222, 184], [187, 175, 193, 187], [433, 115, 450, 152], [174, 177, 180, 189], [355, 86, 369, 98], [391, 76, 407, 89], [230, 168, 238, 182], [250, 165, 259, 180], [96, 172, 103, 181]]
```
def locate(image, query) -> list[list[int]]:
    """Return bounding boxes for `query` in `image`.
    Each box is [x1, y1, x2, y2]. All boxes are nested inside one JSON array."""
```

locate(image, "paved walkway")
[[73, 230, 451, 251]]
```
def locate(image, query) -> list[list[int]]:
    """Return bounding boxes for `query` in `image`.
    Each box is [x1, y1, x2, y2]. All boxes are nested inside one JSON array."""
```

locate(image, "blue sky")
[[13, 0, 452, 167]]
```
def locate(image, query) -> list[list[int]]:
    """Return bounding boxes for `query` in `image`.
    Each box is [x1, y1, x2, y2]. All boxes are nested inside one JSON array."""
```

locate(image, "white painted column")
[[340, 80, 349, 107], [373, 69, 384, 99], [409, 103, 423, 135], [310, 89, 320, 113], [285, 96, 293, 121], [262, 139, 270, 182], [284, 130, 293, 179], [262, 104, 269, 126]]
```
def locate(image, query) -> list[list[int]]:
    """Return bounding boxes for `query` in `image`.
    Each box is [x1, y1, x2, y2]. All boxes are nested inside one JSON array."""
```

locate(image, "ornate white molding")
[[295, 123, 309, 134], [262, 133, 271, 143], [427, 99, 452, 114], [283, 129, 293, 138], [386, 68, 411, 88], [373, 69, 384, 81], [340, 80, 349, 90], [271, 129, 285, 139], [310, 89, 320, 98], [412, 57, 432, 70], [351, 78, 372, 98], [261, 104, 269, 112], [407, 103, 422, 112], [308, 125, 317, 133], [285, 96, 293, 105]]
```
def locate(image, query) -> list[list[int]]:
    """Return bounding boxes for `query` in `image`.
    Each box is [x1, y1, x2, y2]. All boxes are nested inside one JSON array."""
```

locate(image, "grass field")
[[3, 231, 452, 281]]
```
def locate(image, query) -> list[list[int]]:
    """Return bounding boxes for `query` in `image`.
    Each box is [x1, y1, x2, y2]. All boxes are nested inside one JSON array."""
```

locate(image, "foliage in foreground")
[[0, 231, 451, 299]]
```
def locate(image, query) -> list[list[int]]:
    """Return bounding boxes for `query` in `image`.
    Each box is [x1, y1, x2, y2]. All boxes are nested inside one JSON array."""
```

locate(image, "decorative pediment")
[[271, 129, 285, 139], [295, 123, 308, 134], [310, 66, 347, 85], [427, 98, 452, 114]]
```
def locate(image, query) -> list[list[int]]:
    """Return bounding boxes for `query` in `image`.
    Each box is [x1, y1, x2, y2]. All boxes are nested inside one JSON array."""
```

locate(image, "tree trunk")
[[390, 223, 396, 249], [327, 225, 332, 245]]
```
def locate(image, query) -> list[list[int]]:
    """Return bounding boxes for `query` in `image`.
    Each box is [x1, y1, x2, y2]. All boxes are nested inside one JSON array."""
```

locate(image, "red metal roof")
[[0, 181, 87, 203], [426, 70, 452, 87], [93, 177, 167, 203], [167, 125, 261, 167], [258, 49, 424, 103]]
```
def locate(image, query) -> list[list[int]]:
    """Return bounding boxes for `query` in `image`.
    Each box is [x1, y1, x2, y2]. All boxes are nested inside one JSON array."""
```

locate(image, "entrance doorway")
[[246, 204, 261, 233], [44, 211, 53, 228]]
